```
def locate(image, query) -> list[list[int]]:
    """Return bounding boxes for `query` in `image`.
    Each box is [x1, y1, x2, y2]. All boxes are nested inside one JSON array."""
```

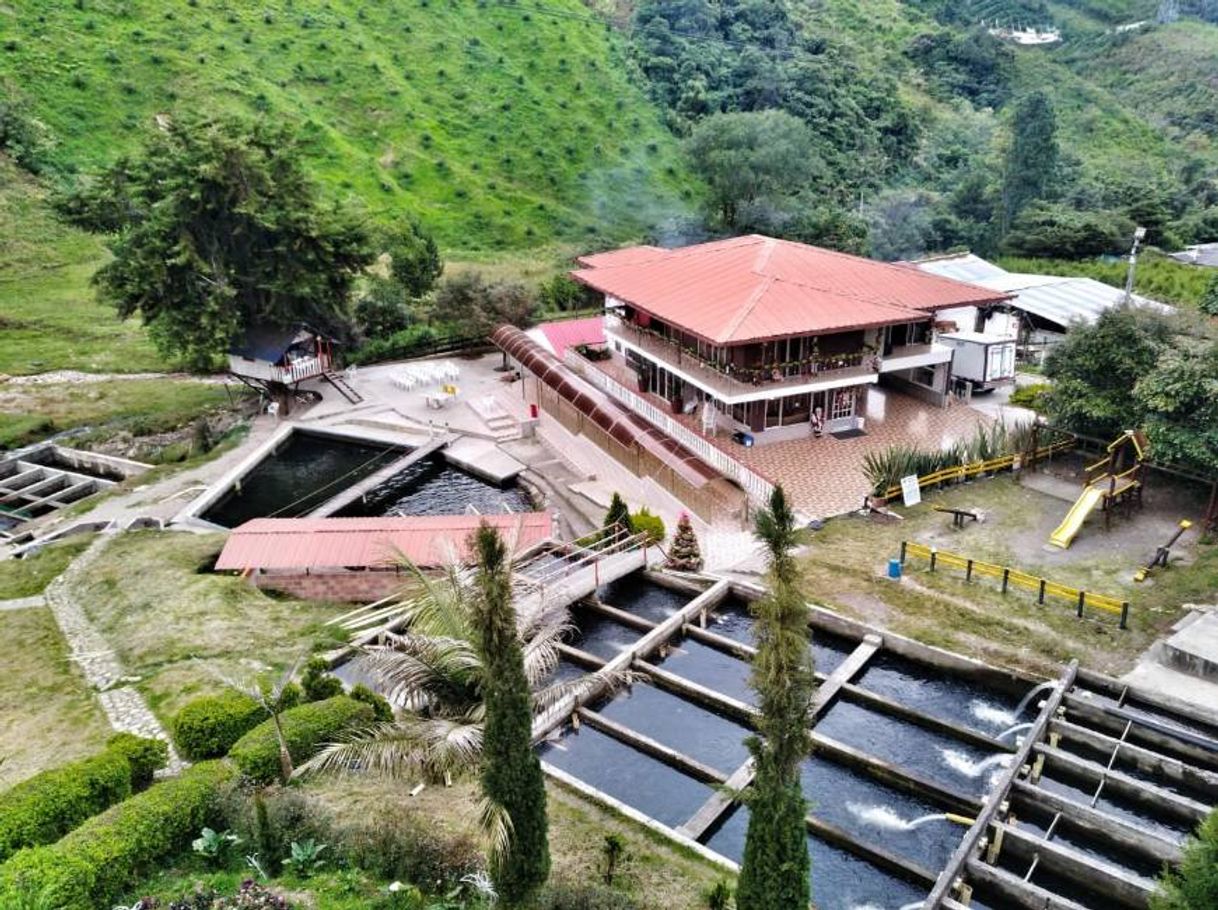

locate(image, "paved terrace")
[[589, 357, 994, 518]]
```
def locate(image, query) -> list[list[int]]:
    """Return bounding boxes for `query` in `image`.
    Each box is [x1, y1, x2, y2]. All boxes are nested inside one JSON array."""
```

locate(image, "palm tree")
[[213, 657, 304, 785], [298, 557, 614, 783]]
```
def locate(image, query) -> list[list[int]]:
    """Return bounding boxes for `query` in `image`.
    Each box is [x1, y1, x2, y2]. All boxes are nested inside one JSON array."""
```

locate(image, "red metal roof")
[[215, 513, 553, 572], [570, 235, 1012, 345], [536, 317, 605, 357]]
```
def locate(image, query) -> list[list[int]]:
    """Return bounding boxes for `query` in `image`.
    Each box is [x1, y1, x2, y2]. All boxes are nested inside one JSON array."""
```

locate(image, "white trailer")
[[939, 331, 1016, 393]]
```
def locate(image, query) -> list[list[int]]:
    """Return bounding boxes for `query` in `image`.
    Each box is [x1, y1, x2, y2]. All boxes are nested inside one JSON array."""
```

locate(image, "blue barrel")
[[887, 558, 902, 580]]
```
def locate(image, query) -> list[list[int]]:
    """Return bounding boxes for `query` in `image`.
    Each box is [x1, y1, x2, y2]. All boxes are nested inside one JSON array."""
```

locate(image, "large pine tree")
[[737, 486, 816, 910], [472, 523, 551, 904]]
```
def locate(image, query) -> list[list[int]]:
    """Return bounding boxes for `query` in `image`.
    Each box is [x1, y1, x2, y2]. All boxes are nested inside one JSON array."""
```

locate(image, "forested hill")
[[1, 0, 1216, 261], [0, 0, 697, 253]]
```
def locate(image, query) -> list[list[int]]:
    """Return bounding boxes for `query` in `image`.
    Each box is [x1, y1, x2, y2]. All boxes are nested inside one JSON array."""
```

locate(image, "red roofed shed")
[[216, 513, 554, 602]]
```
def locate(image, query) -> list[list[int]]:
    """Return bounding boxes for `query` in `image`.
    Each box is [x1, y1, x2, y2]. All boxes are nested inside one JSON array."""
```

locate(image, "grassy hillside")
[[0, 0, 699, 254], [0, 155, 162, 375]]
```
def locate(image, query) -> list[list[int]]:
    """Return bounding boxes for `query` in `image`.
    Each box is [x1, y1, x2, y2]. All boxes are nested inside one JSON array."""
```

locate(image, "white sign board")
[[900, 474, 922, 508]]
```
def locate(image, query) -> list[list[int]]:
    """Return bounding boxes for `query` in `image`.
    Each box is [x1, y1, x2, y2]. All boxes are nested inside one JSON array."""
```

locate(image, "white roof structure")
[[909, 253, 1173, 332], [1169, 243, 1218, 268]]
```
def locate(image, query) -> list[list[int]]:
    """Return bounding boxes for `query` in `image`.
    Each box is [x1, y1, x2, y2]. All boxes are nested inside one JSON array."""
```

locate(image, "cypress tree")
[[472, 523, 551, 904], [737, 486, 815, 910], [603, 492, 632, 536]]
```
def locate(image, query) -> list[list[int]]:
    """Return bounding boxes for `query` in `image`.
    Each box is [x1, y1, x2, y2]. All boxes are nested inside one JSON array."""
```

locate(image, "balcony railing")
[[605, 319, 878, 399]]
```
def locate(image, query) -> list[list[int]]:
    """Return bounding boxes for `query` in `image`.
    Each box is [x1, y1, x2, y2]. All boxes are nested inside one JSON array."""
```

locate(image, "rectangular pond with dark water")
[[203, 432, 405, 527], [539, 725, 713, 828], [596, 574, 694, 623], [1034, 770, 1194, 842], [801, 756, 966, 871], [705, 805, 929, 910], [856, 652, 1030, 738], [655, 638, 756, 706], [814, 701, 1009, 798], [593, 681, 751, 774], [704, 596, 858, 676], [568, 609, 647, 661], [334, 454, 531, 518]]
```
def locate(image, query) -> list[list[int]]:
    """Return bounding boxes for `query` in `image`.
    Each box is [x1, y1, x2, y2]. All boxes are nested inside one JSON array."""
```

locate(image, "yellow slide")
[[1049, 485, 1105, 549]]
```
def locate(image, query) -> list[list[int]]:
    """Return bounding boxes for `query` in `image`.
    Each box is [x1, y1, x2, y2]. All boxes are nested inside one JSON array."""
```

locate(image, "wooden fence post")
[[900, 541, 907, 565], [1076, 590, 1085, 619], [966, 559, 974, 582], [929, 548, 937, 572], [1120, 602, 1129, 630], [1038, 579, 1046, 604], [1001, 567, 1010, 594]]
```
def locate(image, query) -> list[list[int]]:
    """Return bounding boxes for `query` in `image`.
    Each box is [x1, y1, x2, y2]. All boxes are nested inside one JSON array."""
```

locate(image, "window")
[[831, 388, 856, 420]]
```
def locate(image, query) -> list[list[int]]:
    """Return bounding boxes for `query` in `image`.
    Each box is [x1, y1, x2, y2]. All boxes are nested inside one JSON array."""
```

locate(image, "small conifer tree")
[[472, 523, 551, 903], [603, 492, 632, 536], [666, 512, 704, 571], [1152, 809, 1218, 909], [737, 486, 814, 910]]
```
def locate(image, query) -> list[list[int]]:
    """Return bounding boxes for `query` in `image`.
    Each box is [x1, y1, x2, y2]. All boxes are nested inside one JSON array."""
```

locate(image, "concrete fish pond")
[[178, 425, 530, 529], [336, 569, 1218, 910]]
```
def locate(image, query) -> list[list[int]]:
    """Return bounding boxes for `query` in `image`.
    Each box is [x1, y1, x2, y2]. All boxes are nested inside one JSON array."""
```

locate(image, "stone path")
[[0, 595, 45, 611], [43, 536, 186, 774]]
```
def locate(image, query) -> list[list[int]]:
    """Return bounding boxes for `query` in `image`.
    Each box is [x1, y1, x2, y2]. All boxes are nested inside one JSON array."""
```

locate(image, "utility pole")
[[1123, 226, 1147, 305]]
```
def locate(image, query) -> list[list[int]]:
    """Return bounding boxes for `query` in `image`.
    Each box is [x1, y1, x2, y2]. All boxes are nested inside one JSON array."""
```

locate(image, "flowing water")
[[1035, 772, 1193, 841], [857, 653, 1029, 736], [704, 806, 929, 910], [1012, 810, 1163, 881], [538, 725, 713, 828], [568, 610, 646, 661], [815, 702, 1002, 797], [202, 433, 404, 527], [597, 575, 693, 623], [655, 639, 756, 706], [594, 681, 751, 774], [335, 454, 531, 517], [802, 756, 966, 869]]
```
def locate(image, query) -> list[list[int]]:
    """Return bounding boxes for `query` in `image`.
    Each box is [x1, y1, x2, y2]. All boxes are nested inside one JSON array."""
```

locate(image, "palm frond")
[[478, 795, 515, 870], [296, 712, 484, 782], [530, 668, 634, 716]]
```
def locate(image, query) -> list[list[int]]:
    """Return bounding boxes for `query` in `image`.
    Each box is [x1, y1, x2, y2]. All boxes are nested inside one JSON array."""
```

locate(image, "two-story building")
[[570, 235, 1010, 442]]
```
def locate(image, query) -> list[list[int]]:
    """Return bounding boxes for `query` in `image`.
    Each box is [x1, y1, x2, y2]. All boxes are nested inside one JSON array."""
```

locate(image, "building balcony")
[[604, 319, 879, 404], [878, 343, 954, 372]]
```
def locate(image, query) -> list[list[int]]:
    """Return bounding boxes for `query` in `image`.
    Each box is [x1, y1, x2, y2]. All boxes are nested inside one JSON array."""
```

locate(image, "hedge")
[[0, 735, 167, 863], [0, 760, 237, 910], [228, 696, 375, 784], [172, 691, 266, 761]]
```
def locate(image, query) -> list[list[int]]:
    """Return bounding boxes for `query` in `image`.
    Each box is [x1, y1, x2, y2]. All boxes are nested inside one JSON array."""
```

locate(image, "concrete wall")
[[881, 368, 950, 408], [252, 570, 407, 603]]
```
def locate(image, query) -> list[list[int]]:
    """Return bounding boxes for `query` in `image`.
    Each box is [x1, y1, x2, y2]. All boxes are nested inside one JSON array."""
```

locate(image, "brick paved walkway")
[[590, 355, 993, 518]]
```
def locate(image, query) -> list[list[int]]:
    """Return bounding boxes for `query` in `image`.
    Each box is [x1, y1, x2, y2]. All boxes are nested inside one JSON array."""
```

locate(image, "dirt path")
[[2, 369, 227, 385]]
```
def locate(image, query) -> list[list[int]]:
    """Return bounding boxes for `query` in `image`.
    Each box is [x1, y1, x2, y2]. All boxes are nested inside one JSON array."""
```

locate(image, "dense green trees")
[[471, 523, 551, 904], [1043, 306, 1218, 474], [1002, 91, 1059, 232], [59, 116, 375, 368], [687, 111, 817, 229], [737, 486, 815, 910], [432, 272, 536, 339]]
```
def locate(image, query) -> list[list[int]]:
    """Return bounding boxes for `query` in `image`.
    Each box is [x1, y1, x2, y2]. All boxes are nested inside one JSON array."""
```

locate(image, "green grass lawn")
[[0, 156, 167, 377], [68, 531, 349, 722], [0, 537, 91, 600], [0, 606, 113, 789], [0, 378, 239, 450], [797, 475, 1211, 676]]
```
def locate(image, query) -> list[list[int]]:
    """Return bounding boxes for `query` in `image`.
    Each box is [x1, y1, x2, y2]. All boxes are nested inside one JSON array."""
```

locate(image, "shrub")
[[0, 760, 237, 910], [228, 785, 333, 877], [301, 657, 344, 703], [348, 683, 394, 722], [228, 696, 374, 784], [335, 801, 481, 892], [0, 749, 131, 863], [172, 692, 266, 762], [628, 508, 665, 544], [1009, 382, 1050, 411], [537, 881, 641, 910], [105, 733, 169, 790]]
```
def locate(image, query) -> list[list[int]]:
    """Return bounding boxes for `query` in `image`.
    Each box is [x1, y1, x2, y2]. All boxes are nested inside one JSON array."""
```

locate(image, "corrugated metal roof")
[[533, 317, 606, 357], [912, 254, 1174, 330], [571, 235, 1010, 345], [1169, 243, 1218, 267], [907, 252, 1010, 284], [215, 513, 553, 571], [576, 246, 668, 268]]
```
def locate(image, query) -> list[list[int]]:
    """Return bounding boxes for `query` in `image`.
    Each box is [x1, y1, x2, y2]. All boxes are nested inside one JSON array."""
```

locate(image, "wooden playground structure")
[[1048, 430, 1149, 549]]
